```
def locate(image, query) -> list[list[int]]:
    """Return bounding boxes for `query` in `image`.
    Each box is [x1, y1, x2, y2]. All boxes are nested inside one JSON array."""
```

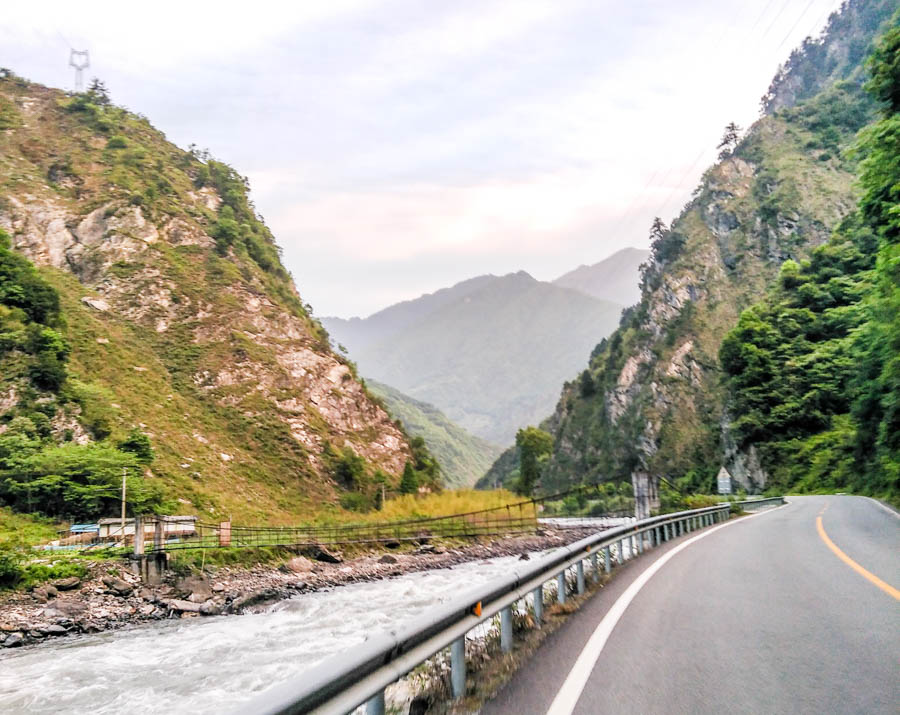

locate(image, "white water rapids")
[[0, 553, 550, 714]]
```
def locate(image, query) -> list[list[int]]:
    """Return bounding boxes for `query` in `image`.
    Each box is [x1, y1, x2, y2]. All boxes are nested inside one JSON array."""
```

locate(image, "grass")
[[0, 507, 61, 548]]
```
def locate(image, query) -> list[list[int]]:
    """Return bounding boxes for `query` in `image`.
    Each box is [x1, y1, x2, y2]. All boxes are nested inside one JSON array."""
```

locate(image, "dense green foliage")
[[722, 18, 900, 500], [0, 229, 164, 519], [514, 427, 553, 496]]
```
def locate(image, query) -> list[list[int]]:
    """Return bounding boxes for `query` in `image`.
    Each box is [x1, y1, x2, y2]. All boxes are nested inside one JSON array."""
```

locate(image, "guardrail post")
[[451, 637, 465, 698], [366, 691, 385, 715], [576, 561, 585, 594], [604, 546, 611, 574], [590, 551, 598, 581], [638, 532, 644, 554], [533, 586, 543, 626], [557, 571, 567, 604], [500, 606, 513, 653], [617, 539, 625, 563]]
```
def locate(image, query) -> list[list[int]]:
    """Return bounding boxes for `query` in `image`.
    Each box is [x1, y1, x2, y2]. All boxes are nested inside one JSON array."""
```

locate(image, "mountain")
[[366, 380, 502, 488], [325, 274, 497, 357], [324, 271, 625, 444], [719, 11, 900, 503], [483, 0, 898, 497], [0, 73, 417, 523], [552, 247, 649, 306]]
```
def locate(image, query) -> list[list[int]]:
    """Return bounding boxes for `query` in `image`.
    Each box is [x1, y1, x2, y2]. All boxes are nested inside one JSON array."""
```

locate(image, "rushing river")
[[0, 553, 547, 714]]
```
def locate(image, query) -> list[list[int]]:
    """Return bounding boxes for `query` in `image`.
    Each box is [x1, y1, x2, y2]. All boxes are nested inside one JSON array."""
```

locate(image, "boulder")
[[45, 585, 58, 598], [167, 599, 201, 613], [43, 600, 88, 619], [199, 601, 223, 616], [228, 589, 279, 613], [311, 548, 342, 564], [519, 553, 531, 561], [284, 556, 314, 573], [176, 574, 212, 601], [41, 624, 68, 636], [378, 554, 398, 565], [2, 633, 24, 648], [53, 577, 81, 591], [102, 576, 133, 598]]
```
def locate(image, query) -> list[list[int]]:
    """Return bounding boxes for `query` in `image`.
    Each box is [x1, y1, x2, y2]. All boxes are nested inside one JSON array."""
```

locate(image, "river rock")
[[228, 589, 279, 613], [167, 599, 201, 613], [40, 624, 68, 636], [53, 577, 81, 591], [284, 556, 314, 573], [43, 600, 88, 619], [311, 548, 342, 564], [102, 576, 134, 598], [199, 601, 223, 616], [3, 633, 24, 648], [378, 554, 398, 565], [519, 553, 531, 560], [177, 574, 212, 601]]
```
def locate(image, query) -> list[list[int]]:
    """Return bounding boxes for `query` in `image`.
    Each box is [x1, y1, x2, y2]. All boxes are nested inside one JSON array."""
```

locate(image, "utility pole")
[[121, 467, 127, 544], [68, 49, 89, 92]]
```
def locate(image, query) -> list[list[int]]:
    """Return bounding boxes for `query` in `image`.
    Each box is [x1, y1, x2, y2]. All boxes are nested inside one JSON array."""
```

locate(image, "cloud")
[[2, 0, 845, 317]]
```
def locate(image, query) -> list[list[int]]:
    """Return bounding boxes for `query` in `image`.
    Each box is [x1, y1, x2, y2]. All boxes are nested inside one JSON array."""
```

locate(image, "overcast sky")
[[3, 0, 844, 317]]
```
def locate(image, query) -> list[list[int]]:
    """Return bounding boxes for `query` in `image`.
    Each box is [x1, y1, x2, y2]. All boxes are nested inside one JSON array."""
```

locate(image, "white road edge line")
[[864, 496, 900, 519], [545, 502, 790, 715]]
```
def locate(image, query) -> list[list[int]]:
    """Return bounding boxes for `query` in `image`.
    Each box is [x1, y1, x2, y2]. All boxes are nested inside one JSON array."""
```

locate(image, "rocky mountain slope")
[[0, 74, 413, 522], [324, 271, 625, 444], [366, 380, 502, 488], [551, 247, 649, 306], [484, 0, 897, 495]]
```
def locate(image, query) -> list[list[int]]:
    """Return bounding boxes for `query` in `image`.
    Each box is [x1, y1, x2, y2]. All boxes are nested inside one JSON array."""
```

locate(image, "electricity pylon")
[[69, 49, 89, 92]]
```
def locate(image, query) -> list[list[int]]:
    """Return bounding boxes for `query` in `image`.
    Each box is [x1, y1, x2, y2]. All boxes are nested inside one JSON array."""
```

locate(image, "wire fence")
[[50, 482, 639, 555]]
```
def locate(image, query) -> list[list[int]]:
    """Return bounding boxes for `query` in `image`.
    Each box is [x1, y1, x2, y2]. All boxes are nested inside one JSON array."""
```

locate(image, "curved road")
[[484, 496, 899, 715]]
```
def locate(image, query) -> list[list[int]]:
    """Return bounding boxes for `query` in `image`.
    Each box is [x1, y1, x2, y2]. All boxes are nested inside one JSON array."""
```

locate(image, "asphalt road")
[[483, 496, 899, 715]]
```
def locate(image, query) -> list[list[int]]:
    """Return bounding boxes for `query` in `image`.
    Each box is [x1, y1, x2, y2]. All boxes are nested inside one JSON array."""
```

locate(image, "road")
[[483, 496, 899, 715]]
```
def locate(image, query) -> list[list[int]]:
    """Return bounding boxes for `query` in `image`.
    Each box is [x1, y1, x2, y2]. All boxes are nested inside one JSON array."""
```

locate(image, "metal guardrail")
[[237, 497, 785, 715]]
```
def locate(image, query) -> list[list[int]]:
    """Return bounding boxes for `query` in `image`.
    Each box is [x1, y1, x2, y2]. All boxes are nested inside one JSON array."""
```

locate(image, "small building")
[[97, 515, 197, 540]]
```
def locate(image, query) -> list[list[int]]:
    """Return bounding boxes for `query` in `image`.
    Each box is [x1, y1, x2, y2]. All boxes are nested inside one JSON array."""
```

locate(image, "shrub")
[[106, 135, 128, 149], [0, 547, 22, 589]]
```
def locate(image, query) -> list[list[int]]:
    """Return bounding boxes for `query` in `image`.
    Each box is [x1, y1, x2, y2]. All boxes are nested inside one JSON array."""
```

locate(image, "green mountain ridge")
[[366, 380, 502, 488], [552, 247, 650, 306], [483, 0, 898, 499], [325, 269, 628, 444], [0, 74, 418, 522], [323, 248, 648, 445]]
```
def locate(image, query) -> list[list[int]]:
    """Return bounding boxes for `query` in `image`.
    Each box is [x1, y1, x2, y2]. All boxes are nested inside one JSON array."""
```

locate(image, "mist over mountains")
[[323, 248, 647, 445]]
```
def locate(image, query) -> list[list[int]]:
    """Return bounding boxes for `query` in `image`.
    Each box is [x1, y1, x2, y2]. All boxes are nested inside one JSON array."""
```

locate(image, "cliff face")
[[486, 0, 896, 496], [0, 76, 410, 521]]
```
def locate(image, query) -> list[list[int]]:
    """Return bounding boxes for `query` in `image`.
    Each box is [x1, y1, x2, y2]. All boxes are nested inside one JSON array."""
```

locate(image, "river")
[[0, 553, 545, 714]]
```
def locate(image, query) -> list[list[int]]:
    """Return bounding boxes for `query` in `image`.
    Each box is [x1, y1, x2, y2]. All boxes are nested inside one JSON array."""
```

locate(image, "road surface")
[[483, 496, 899, 715]]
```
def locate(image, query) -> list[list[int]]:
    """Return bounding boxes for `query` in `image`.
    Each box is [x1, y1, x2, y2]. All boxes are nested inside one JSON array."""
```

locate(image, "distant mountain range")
[[323, 248, 647, 446], [366, 380, 502, 488], [552, 247, 649, 305]]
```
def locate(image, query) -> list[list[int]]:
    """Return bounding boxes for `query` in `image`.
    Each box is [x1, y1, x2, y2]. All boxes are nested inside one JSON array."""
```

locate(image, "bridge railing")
[[237, 498, 783, 715]]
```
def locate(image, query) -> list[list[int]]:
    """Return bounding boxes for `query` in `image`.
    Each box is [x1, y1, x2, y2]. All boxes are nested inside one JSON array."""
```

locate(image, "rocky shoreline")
[[0, 527, 593, 650]]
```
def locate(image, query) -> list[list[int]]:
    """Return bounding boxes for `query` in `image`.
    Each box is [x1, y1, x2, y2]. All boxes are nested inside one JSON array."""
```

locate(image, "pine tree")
[[717, 122, 742, 159], [399, 462, 418, 495]]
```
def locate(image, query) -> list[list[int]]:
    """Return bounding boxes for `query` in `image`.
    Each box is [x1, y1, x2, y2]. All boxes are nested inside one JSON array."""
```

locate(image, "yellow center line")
[[816, 516, 900, 601]]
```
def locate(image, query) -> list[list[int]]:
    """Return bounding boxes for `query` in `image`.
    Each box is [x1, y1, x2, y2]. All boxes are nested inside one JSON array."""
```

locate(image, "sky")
[[2, 0, 845, 317]]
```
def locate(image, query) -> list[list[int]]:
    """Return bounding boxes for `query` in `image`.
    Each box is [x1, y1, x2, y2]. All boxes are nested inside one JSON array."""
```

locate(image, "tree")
[[579, 369, 596, 397], [399, 462, 418, 494], [515, 426, 553, 496], [87, 78, 110, 105], [717, 121, 742, 159]]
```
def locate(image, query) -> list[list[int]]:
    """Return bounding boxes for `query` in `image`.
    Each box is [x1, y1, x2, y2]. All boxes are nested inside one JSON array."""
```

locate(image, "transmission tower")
[[69, 49, 89, 92]]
